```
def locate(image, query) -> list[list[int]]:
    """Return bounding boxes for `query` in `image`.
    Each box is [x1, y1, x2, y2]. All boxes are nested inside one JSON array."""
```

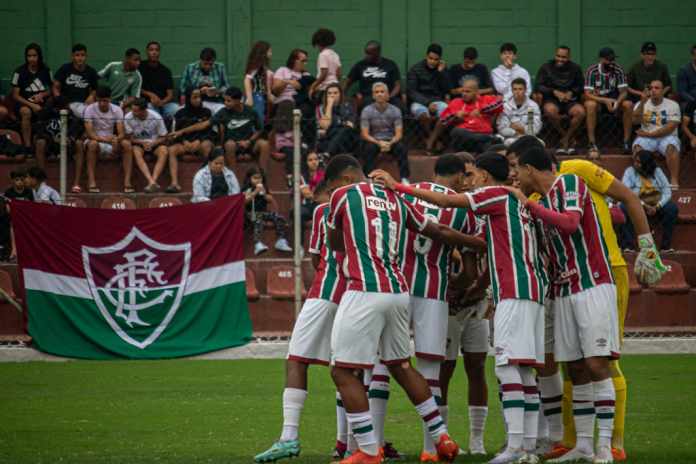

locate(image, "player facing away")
[[512, 146, 619, 464], [254, 183, 349, 463], [325, 154, 484, 464], [398, 153, 486, 462], [372, 152, 548, 464]]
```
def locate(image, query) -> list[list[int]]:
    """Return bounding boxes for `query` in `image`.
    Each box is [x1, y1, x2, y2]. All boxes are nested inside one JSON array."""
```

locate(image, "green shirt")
[[211, 106, 260, 141], [98, 62, 142, 102], [627, 59, 672, 92]]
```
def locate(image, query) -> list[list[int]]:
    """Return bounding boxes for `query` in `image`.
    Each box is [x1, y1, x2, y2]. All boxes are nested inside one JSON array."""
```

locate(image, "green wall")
[[1, 0, 695, 92]]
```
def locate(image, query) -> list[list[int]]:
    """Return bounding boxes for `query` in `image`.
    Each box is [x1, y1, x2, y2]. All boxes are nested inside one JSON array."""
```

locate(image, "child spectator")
[[191, 148, 240, 203], [309, 28, 341, 99], [244, 41, 274, 125], [242, 166, 292, 255], [168, 88, 214, 161], [11, 43, 52, 149], [299, 152, 325, 223], [316, 83, 357, 158], [26, 166, 61, 204], [34, 96, 84, 173], [5, 170, 34, 201]]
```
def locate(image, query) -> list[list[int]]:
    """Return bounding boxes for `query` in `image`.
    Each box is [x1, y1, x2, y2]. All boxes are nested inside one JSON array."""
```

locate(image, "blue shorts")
[[410, 101, 447, 118]]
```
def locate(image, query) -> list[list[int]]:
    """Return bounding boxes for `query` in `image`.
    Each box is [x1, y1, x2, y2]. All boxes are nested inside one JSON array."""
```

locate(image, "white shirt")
[[317, 48, 341, 91], [124, 109, 168, 142], [491, 63, 531, 100], [634, 97, 681, 136], [83, 102, 124, 138], [497, 96, 542, 135], [35, 182, 61, 204]]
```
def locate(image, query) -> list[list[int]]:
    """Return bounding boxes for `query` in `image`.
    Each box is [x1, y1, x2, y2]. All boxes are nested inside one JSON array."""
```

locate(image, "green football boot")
[[254, 440, 301, 462]]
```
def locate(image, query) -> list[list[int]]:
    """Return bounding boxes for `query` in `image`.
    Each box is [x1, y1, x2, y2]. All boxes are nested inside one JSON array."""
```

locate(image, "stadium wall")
[[1, 0, 695, 91]]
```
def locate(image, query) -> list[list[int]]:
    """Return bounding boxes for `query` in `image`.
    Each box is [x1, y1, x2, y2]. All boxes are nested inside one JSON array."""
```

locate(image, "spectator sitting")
[[272, 48, 309, 105], [5, 170, 34, 201], [438, 78, 503, 153], [302, 150, 325, 193], [168, 88, 214, 161], [535, 45, 586, 152], [124, 97, 176, 193], [98, 48, 142, 109], [448, 46, 494, 97], [676, 44, 696, 106], [359, 82, 410, 183], [53, 43, 98, 119], [212, 87, 270, 165], [632, 80, 681, 187], [497, 78, 541, 146], [407, 43, 450, 148], [244, 41, 274, 125], [344, 40, 402, 109], [83, 86, 130, 193], [191, 147, 240, 203], [242, 165, 292, 255], [26, 166, 60, 204], [583, 47, 632, 157], [139, 41, 178, 120], [627, 42, 672, 104], [309, 28, 341, 99], [491, 42, 531, 100], [179, 47, 229, 114], [34, 96, 84, 173], [11, 43, 52, 149], [301, 177, 327, 226], [681, 97, 696, 152], [619, 150, 677, 252], [316, 83, 357, 158]]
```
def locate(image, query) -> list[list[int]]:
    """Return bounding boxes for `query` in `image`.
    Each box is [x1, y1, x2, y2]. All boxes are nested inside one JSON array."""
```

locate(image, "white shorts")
[[445, 299, 490, 360], [69, 102, 87, 119], [410, 296, 448, 360], [493, 299, 544, 368], [331, 290, 411, 368], [544, 299, 555, 355], [553, 284, 620, 362], [97, 142, 115, 156], [287, 298, 338, 365], [633, 135, 680, 156]]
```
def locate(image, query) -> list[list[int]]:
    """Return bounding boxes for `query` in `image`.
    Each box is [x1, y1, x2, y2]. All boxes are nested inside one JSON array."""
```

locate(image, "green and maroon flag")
[[12, 196, 252, 359]]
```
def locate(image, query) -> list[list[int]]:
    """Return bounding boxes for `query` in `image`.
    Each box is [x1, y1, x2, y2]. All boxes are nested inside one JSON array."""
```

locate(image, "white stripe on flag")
[[23, 261, 245, 299]]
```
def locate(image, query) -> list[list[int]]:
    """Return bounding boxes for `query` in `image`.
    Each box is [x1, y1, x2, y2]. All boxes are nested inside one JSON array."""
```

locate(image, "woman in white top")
[[309, 28, 341, 99], [244, 41, 274, 125]]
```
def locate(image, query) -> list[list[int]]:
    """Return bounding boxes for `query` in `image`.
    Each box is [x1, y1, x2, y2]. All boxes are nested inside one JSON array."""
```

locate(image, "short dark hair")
[[500, 42, 518, 54], [200, 47, 217, 61], [507, 135, 544, 158], [365, 40, 381, 51], [27, 166, 47, 182], [434, 153, 467, 176], [312, 28, 336, 48], [463, 47, 478, 60], [518, 146, 552, 172], [208, 147, 225, 163], [325, 154, 362, 182], [146, 41, 161, 49], [125, 48, 140, 58], [557, 45, 571, 53], [487, 144, 508, 154], [455, 151, 476, 164], [313, 180, 329, 197], [691, 44, 696, 54], [132, 97, 148, 110], [10, 169, 26, 180], [286, 48, 308, 69], [224, 86, 243, 100], [427, 43, 443, 57], [96, 86, 112, 99], [72, 43, 87, 53], [511, 77, 527, 88], [475, 152, 509, 182]]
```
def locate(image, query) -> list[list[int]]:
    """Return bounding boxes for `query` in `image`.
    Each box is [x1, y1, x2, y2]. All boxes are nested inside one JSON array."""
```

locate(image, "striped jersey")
[[400, 182, 477, 300], [465, 186, 547, 305], [537, 174, 614, 297], [327, 182, 428, 293], [307, 203, 347, 304]]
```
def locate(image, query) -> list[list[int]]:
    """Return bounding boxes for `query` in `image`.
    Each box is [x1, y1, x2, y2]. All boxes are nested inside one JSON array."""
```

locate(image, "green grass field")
[[0, 354, 694, 463]]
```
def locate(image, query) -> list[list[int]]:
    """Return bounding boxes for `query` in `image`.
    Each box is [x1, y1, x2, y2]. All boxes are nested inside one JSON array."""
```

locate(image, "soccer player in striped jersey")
[[254, 183, 350, 463], [512, 146, 619, 464], [372, 152, 548, 464], [325, 155, 484, 464]]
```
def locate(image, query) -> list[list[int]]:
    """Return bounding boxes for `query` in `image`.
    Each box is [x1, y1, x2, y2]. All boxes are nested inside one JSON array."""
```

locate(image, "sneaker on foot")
[[383, 442, 403, 461], [547, 447, 594, 463], [419, 451, 439, 462], [488, 448, 524, 464], [254, 241, 269, 255], [254, 440, 301, 463], [544, 444, 571, 460], [435, 434, 459, 462], [611, 448, 626, 462], [274, 238, 292, 252], [594, 445, 613, 464], [340, 449, 383, 464], [519, 451, 540, 463]]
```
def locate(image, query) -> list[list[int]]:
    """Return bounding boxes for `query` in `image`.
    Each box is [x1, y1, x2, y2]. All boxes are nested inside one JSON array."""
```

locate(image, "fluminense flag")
[[11, 196, 252, 359]]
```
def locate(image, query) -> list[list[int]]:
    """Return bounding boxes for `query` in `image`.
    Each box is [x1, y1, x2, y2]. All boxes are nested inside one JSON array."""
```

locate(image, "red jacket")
[[440, 95, 502, 134]]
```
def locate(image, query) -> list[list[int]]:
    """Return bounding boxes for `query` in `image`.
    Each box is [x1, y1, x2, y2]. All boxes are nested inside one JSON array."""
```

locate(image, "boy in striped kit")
[[372, 152, 548, 464], [325, 155, 483, 464], [512, 146, 618, 464], [254, 183, 349, 463]]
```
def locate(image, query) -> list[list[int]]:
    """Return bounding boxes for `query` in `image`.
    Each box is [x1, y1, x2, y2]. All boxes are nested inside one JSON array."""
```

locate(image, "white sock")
[[572, 382, 595, 452], [495, 364, 524, 451], [469, 406, 488, 449], [593, 378, 616, 450], [416, 358, 441, 454], [537, 404, 549, 440], [280, 388, 307, 441], [346, 411, 379, 456], [368, 363, 390, 446], [415, 397, 448, 443], [538, 372, 564, 442], [347, 430, 358, 452], [520, 366, 539, 452], [336, 391, 348, 444], [441, 405, 449, 425]]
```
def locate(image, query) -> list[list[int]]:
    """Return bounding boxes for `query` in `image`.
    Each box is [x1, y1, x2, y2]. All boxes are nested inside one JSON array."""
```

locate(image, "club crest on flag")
[[81, 227, 191, 349]]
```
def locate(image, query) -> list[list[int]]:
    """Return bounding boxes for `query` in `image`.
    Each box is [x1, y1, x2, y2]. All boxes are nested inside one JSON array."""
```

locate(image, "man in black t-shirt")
[[448, 47, 493, 96], [11, 43, 53, 148], [53, 43, 99, 119], [5, 170, 34, 202], [344, 40, 402, 109], [34, 96, 84, 170], [682, 101, 696, 151], [139, 41, 178, 119]]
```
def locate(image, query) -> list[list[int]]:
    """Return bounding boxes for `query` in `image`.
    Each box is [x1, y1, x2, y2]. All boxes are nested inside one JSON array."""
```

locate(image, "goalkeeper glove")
[[634, 233, 669, 285]]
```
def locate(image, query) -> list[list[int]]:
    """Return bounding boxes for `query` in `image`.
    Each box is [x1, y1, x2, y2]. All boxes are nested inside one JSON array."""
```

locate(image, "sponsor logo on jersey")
[[366, 196, 396, 212]]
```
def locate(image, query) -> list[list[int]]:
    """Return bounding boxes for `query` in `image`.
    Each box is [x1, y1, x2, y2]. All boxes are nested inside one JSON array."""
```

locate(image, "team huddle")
[[254, 136, 668, 464]]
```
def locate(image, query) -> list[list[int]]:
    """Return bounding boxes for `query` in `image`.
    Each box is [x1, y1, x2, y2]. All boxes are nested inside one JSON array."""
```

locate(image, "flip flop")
[[71, 185, 82, 193], [124, 186, 135, 193], [88, 186, 101, 193]]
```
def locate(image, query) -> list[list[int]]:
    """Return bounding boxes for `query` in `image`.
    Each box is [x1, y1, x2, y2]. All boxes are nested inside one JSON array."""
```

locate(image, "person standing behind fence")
[[309, 28, 341, 100], [244, 41, 274, 125]]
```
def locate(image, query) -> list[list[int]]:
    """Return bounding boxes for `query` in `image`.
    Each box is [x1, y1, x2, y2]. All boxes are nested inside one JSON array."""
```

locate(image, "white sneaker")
[[401, 178, 410, 185], [488, 448, 525, 464], [254, 241, 269, 255], [547, 447, 594, 463], [518, 451, 540, 463], [274, 238, 292, 252], [593, 445, 613, 464]]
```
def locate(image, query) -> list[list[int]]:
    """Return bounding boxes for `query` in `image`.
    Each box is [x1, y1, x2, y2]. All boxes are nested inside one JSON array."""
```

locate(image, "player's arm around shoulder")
[[421, 220, 487, 251]]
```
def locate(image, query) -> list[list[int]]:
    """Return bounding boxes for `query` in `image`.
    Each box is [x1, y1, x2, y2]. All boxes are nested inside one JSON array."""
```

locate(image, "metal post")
[[292, 109, 302, 318], [59, 109, 69, 200]]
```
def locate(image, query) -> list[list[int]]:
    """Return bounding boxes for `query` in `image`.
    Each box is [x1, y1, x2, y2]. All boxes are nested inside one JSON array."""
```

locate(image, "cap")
[[599, 47, 617, 60], [641, 42, 657, 53]]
